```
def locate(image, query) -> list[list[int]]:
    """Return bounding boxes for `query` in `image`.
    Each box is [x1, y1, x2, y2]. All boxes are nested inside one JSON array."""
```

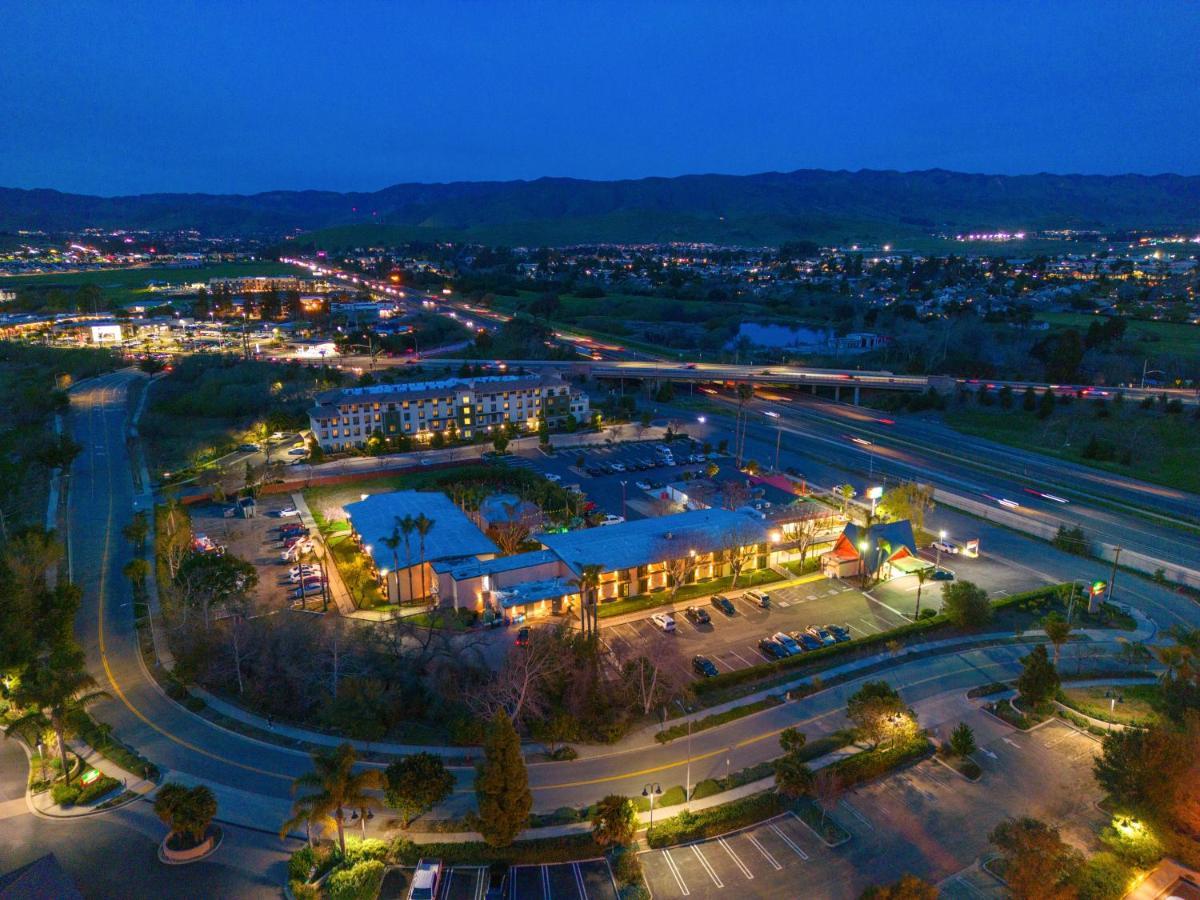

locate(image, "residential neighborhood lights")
[[642, 783, 663, 830]]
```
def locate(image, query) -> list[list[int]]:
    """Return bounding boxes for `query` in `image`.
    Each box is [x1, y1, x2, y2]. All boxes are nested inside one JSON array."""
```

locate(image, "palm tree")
[[414, 514, 435, 602], [289, 742, 382, 856], [122, 511, 150, 554], [399, 514, 416, 603], [1042, 612, 1072, 667], [12, 646, 108, 783], [913, 567, 931, 620], [280, 792, 336, 849], [380, 526, 401, 604], [568, 563, 602, 637]]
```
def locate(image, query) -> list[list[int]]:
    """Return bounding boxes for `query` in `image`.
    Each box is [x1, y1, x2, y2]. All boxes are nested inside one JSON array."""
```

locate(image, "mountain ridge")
[[3, 168, 1198, 245]]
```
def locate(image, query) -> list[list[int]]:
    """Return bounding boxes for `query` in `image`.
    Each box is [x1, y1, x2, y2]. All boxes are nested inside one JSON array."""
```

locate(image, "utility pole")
[[1102, 546, 1122, 614], [774, 426, 782, 472]]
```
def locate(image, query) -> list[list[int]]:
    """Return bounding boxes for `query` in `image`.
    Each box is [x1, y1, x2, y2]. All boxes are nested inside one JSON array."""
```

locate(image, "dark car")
[[485, 862, 509, 900], [932, 569, 955, 581], [792, 631, 824, 651], [711, 594, 736, 616], [758, 638, 786, 660], [827, 624, 852, 642], [586, 466, 604, 476], [684, 606, 711, 625], [692, 656, 719, 677], [805, 625, 837, 646], [515, 627, 530, 646]]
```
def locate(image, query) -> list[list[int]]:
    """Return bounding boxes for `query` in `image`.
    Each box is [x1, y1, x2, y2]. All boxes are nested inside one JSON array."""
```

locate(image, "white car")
[[650, 612, 676, 633], [287, 447, 308, 457], [635, 480, 651, 491], [293, 582, 323, 598], [278, 506, 300, 518], [544, 473, 561, 483], [931, 540, 959, 555], [289, 567, 321, 582], [281, 540, 314, 561], [610, 462, 626, 472], [598, 514, 625, 527]]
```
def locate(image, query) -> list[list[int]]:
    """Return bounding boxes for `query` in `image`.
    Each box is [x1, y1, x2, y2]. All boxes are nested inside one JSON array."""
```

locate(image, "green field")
[[1058, 683, 1164, 726], [943, 400, 1200, 493], [1038, 311, 1200, 359], [1, 261, 297, 305]]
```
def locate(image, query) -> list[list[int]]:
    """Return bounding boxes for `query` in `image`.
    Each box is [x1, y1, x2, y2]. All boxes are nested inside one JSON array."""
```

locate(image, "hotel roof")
[[536, 508, 770, 574], [344, 491, 498, 571]]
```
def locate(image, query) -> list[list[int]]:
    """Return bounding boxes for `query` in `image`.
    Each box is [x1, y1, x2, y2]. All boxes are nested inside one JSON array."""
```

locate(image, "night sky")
[[2, 1, 1198, 195]]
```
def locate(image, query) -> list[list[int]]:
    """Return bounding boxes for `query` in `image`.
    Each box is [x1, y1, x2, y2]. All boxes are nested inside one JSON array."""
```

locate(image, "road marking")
[[980, 748, 998, 760], [661, 850, 690, 895], [541, 863, 551, 898], [744, 833, 781, 870], [770, 822, 809, 860], [839, 800, 873, 830], [846, 622, 869, 636], [727, 650, 753, 668], [713, 655, 735, 671], [718, 837, 754, 879], [857, 618, 881, 633], [572, 862, 587, 899], [1002, 737, 1022, 749], [691, 844, 723, 887]]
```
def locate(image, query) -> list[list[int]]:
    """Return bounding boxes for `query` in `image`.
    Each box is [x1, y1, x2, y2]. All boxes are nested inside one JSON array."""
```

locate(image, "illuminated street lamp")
[[642, 783, 663, 830], [858, 539, 871, 588], [936, 529, 947, 569], [867, 485, 883, 516]]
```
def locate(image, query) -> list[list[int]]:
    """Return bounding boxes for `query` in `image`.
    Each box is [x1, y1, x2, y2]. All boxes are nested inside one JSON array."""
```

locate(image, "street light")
[[867, 485, 883, 517], [619, 480, 627, 520], [936, 529, 947, 570], [642, 783, 663, 830], [858, 539, 870, 588]]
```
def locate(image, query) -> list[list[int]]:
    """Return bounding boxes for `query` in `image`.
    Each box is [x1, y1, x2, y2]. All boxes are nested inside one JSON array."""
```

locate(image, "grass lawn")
[[1058, 683, 1164, 726], [1039, 311, 1200, 358], [942, 401, 1200, 493]]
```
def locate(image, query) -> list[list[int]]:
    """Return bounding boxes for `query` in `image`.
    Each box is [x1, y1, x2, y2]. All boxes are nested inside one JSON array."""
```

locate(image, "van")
[[744, 589, 770, 608]]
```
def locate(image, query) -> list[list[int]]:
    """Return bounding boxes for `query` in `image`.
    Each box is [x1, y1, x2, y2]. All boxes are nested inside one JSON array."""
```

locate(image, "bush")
[[691, 779, 723, 801], [388, 833, 604, 866], [51, 781, 80, 806], [1100, 821, 1164, 868], [339, 837, 389, 867], [646, 792, 783, 848], [832, 736, 930, 788], [658, 785, 687, 807], [75, 774, 121, 805], [1073, 851, 1134, 900], [326, 859, 385, 900]]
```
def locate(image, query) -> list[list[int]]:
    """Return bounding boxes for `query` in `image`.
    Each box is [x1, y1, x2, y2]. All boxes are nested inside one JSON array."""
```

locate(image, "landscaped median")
[[596, 568, 786, 620]]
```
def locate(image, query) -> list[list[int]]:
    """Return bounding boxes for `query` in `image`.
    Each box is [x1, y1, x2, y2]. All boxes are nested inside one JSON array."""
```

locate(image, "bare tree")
[[489, 501, 541, 556], [615, 629, 691, 716], [792, 514, 822, 571], [721, 523, 761, 588], [468, 626, 567, 728], [812, 767, 844, 829]]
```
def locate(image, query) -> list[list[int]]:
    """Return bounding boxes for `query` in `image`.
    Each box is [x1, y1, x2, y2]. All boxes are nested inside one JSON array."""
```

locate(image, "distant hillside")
[[3, 169, 1200, 246]]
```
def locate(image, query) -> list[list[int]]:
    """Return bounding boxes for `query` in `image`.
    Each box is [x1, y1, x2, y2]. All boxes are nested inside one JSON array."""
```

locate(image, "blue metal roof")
[[344, 491, 498, 571]]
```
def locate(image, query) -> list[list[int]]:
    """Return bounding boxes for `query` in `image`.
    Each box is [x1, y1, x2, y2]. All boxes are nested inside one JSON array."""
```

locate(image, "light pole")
[[620, 480, 627, 520], [774, 425, 782, 472], [642, 783, 663, 831], [858, 539, 870, 589], [936, 529, 946, 570]]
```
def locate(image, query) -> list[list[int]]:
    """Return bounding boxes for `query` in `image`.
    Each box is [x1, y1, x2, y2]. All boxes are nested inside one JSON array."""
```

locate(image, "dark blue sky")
[[3, 1, 1198, 195]]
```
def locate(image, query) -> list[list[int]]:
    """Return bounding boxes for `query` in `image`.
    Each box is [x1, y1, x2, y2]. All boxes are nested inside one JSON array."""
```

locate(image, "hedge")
[[389, 833, 605, 866], [75, 774, 122, 805], [646, 791, 784, 848], [326, 859, 385, 900], [693, 585, 1064, 696], [831, 736, 931, 788]]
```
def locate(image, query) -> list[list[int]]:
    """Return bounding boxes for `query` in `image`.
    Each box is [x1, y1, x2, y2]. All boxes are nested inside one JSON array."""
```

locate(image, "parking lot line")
[[690, 844, 724, 887], [770, 822, 809, 860], [839, 799, 873, 830], [572, 863, 586, 898], [717, 837, 754, 879], [712, 655, 736, 671], [727, 649, 753, 667], [743, 832, 781, 870], [541, 864, 550, 898], [857, 618, 881, 633], [661, 850, 690, 896]]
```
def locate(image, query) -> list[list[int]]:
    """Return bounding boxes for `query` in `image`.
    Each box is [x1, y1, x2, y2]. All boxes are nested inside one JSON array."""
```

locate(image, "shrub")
[[646, 792, 783, 848], [1100, 821, 1164, 868], [1073, 851, 1134, 900], [51, 781, 80, 806], [326, 859, 386, 900], [387, 833, 605, 866], [691, 779, 722, 801], [75, 774, 121, 805], [833, 735, 929, 788], [949, 722, 976, 757], [942, 581, 992, 627], [339, 837, 389, 867], [658, 785, 687, 807], [548, 746, 577, 761]]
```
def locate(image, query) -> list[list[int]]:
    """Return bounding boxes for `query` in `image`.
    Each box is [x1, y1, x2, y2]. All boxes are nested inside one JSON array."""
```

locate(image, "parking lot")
[[640, 715, 1106, 898], [187, 491, 321, 612], [379, 859, 618, 899], [599, 576, 914, 677], [505, 439, 714, 521]]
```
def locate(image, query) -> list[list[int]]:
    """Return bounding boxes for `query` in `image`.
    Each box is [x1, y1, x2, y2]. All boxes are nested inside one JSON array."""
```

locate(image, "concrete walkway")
[[25, 736, 157, 819]]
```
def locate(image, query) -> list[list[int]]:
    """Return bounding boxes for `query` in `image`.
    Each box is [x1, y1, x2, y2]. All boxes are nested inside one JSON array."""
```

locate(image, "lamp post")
[[858, 539, 870, 588], [936, 529, 946, 570], [642, 783, 663, 831], [620, 480, 627, 520]]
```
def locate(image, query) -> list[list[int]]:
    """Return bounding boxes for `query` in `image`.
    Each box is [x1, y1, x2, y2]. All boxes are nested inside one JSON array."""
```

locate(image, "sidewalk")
[[27, 737, 156, 819]]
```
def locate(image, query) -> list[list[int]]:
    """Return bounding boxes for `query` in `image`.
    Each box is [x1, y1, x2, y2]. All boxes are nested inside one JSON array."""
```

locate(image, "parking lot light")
[[642, 782, 663, 830]]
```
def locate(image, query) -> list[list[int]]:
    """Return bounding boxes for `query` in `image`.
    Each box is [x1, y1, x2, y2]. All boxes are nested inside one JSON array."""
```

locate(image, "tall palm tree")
[[414, 514, 435, 602], [380, 526, 401, 604], [399, 514, 417, 603], [12, 646, 108, 782], [913, 567, 931, 620], [568, 563, 602, 637], [289, 742, 382, 856], [279, 792, 336, 849]]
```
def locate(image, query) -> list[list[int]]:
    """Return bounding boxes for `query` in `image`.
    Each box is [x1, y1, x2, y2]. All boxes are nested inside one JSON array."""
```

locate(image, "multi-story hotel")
[[308, 372, 590, 451]]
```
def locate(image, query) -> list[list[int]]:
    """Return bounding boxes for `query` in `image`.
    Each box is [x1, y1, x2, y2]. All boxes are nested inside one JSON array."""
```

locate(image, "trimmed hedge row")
[[693, 585, 1064, 696], [830, 736, 931, 788], [389, 832, 605, 866], [645, 791, 784, 848]]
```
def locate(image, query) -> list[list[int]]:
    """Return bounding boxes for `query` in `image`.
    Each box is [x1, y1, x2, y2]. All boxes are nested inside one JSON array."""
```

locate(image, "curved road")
[[65, 371, 1200, 836]]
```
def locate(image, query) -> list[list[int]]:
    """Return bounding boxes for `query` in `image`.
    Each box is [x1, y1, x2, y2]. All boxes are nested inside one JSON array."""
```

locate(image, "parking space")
[[601, 577, 915, 680], [508, 859, 618, 899], [640, 813, 818, 900], [441, 865, 485, 900]]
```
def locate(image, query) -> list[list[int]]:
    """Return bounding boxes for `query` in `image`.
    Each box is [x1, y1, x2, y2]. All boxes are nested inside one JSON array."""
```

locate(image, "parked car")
[[758, 637, 786, 660], [744, 589, 770, 608], [289, 567, 321, 582], [826, 624, 852, 643], [692, 655, 719, 678], [931, 540, 959, 555], [586, 466, 604, 476], [772, 632, 802, 656], [932, 569, 955, 581], [598, 514, 625, 527], [650, 612, 676, 633], [610, 462, 626, 472], [281, 540, 314, 561], [292, 582, 323, 598], [409, 859, 443, 900], [544, 473, 561, 482], [684, 606, 711, 625], [711, 594, 736, 616], [515, 627, 530, 646], [793, 631, 824, 651], [279, 524, 308, 537], [635, 480, 651, 491], [278, 506, 300, 518], [238, 443, 259, 453], [805, 625, 837, 646]]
